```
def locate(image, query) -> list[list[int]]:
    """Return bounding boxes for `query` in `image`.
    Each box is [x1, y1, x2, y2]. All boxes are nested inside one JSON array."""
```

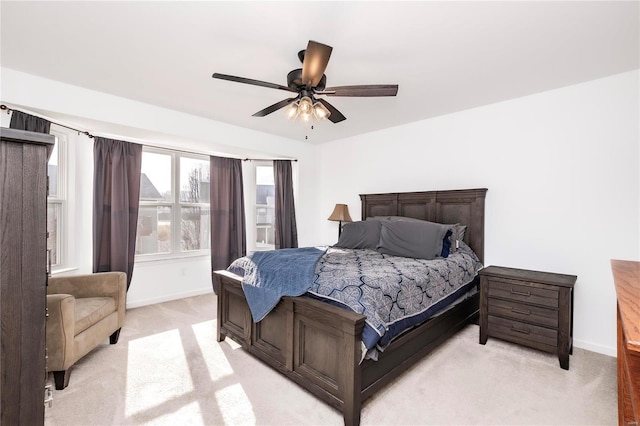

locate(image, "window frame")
[[252, 161, 276, 252], [47, 129, 67, 271], [135, 146, 211, 262]]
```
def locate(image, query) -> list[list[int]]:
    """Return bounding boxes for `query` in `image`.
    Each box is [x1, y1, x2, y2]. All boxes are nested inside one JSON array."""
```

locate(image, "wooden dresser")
[[479, 265, 577, 370], [0, 128, 54, 425], [611, 259, 640, 426]]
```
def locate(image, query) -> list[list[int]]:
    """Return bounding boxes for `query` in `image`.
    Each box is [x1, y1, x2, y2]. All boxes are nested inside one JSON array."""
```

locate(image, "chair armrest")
[[48, 272, 125, 300], [48, 272, 127, 328], [46, 294, 76, 371]]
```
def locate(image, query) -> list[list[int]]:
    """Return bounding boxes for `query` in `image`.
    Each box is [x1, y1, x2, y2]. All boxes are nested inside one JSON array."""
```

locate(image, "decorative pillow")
[[447, 223, 467, 253], [377, 220, 450, 260], [334, 220, 381, 250], [441, 229, 453, 258]]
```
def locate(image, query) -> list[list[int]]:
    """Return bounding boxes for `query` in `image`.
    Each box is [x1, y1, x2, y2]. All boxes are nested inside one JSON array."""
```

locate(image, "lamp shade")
[[327, 204, 353, 222]]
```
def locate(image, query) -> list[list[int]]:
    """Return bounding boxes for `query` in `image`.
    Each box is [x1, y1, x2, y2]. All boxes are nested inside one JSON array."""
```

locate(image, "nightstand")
[[479, 265, 577, 370]]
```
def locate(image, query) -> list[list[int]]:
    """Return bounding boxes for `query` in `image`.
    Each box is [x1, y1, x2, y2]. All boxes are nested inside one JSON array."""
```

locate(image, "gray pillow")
[[377, 220, 450, 260], [367, 215, 427, 223], [334, 220, 381, 250], [367, 216, 467, 254]]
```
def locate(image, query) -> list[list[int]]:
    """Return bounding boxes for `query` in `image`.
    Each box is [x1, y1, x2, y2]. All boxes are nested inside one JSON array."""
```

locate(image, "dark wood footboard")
[[214, 270, 478, 426], [215, 270, 366, 425]]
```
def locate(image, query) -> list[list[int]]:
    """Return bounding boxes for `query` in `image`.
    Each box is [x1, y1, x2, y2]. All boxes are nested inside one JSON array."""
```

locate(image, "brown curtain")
[[93, 137, 142, 290], [9, 110, 51, 134], [210, 156, 246, 292], [273, 160, 298, 249]]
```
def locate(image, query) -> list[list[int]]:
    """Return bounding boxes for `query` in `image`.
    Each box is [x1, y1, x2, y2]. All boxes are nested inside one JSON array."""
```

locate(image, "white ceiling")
[[1, 1, 638, 144]]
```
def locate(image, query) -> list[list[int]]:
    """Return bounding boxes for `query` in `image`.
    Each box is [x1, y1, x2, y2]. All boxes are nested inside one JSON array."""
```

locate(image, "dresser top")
[[1, 127, 55, 159], [611, 259, 640, 353], [479, 265, 577, 288], [1, 127, 55, 145]]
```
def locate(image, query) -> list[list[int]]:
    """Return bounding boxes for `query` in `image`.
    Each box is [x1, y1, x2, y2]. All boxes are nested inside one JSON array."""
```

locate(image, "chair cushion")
[[74, 297, 117, 336]]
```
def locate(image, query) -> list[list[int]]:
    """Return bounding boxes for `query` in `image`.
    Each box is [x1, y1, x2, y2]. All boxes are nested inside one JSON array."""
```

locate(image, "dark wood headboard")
[[359, 188, 487, 262]]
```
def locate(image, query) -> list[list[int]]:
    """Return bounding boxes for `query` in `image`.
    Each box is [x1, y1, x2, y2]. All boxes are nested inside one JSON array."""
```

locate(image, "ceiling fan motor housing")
[[287, 69, 326, 91]]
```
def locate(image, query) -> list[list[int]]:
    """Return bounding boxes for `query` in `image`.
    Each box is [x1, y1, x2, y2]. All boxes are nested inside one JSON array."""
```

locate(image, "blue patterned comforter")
[[228, 242, 482, 352]]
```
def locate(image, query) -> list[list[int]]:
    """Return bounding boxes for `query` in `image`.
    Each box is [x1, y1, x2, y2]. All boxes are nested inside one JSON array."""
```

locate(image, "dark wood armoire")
[[1, 127, 55, 425]]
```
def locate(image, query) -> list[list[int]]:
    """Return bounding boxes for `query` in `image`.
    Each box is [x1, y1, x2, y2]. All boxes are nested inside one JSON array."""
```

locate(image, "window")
[[47, 130, 66, 269], [136, 147, 210, 258], [255, 164, 275, 251]]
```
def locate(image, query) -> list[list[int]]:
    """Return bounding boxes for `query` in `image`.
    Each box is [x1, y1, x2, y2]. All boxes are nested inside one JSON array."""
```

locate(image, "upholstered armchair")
[[46, 272, 126, 389]]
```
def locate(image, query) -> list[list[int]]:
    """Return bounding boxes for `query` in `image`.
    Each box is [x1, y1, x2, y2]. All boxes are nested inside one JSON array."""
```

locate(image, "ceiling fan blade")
[[316, 98, 346, 123], [252, 97, 298, 117], [321, 84, 399, 97], [212, 73, 297, 93], [301, 41, 333, 88]]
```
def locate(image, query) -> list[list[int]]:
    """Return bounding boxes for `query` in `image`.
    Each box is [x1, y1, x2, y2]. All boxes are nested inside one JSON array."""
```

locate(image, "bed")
[[213, 188, 487, 426]]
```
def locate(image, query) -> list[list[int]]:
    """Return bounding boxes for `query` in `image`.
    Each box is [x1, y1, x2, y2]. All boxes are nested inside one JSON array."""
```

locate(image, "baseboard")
[[573, 338, 616, 358], [126, 288, 214, 309], [125, 289, 618, 358]]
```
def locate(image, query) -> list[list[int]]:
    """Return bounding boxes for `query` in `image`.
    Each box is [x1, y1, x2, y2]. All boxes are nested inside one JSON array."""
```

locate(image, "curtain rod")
[[1, 104, 298, 162], [1, 104, 95, 139], [243, 158, 298, 162]]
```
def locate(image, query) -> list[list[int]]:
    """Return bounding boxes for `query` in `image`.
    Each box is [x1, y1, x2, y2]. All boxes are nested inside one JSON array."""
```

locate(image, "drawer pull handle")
[[510, 288, 531, 297], [510, 326, 531, 335], [511, 307, 531, 315]]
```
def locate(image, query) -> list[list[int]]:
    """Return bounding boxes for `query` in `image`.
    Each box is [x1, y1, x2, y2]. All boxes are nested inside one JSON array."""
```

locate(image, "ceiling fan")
[[212, 40, 398, 124]]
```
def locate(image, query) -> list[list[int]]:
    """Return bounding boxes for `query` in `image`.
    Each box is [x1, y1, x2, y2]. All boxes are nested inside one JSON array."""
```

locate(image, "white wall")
[[1, 68, 320, 308], [316, 70, 640, 355]]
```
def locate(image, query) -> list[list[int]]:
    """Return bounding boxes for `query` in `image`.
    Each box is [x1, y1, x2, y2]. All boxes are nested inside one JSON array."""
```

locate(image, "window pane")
[[48, 142, 59, 198], [256, 166, 274, 186], [180, 157, 210, 203], [47, 203, 60, 266], [136, 206, 172, 254], [256, 212, 275, 249], [255, 165, 275, 250], [140, 152, 172, 202], [181, 207, 210, 251]]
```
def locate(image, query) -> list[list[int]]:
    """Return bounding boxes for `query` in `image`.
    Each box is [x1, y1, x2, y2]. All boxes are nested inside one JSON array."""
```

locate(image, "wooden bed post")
[[215, 274, 226, 342], [341, 320, 365, 426]]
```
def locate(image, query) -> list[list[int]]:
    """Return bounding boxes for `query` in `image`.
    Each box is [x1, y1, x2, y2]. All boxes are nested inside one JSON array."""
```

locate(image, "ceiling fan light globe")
[[285, 102, 299, 120], [298, 96, 313, 114], [300, 111, 313, 122], [313, 102, 331, 120]]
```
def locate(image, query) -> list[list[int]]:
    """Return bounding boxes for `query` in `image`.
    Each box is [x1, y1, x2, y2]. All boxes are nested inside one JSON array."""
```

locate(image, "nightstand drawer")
[[488, 315, 558, 348], [487, 278, 558, 308], [487, 297, 558, 328]]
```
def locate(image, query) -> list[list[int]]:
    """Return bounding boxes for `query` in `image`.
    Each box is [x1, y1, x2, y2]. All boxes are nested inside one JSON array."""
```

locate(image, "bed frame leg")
[[342, 331, 362, 426], [343, 401, 361, 426], [342, 370, 361, 426], [216, 275, 226, 342]]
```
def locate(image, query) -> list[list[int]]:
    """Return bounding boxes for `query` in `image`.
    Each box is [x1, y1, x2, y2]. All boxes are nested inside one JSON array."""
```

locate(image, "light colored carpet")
[[44, 293, 617, 426]]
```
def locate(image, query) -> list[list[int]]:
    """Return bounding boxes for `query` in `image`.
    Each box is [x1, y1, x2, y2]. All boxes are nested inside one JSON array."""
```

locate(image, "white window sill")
[[51, 266, 79, 276], [135, 252, 210, 264]]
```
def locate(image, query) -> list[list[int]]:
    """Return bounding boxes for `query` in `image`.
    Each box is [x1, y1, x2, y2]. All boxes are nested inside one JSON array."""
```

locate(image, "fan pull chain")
[[305, 125, 315, 140]]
